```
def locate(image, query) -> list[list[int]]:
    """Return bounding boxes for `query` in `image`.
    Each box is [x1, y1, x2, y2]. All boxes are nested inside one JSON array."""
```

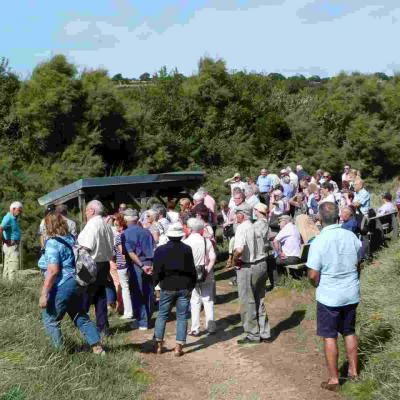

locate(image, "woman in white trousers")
[[183, 218, 217, 336]]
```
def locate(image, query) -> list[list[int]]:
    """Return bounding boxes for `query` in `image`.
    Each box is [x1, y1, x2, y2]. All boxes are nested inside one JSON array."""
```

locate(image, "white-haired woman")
[[145, 209, 165, 245], [184, 218, 217, 336]]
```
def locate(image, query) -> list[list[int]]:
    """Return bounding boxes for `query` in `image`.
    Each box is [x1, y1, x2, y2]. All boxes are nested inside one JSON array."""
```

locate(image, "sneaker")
[[139, 326, 148, 331], [237, 337, 260, 345], [92, 345, 106, 356], [120, 315, 133, 320]]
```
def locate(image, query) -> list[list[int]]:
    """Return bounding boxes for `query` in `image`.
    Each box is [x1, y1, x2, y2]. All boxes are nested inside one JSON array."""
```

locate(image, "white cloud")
[[64, 1, 400, 78], [64, 19, 91, 36]]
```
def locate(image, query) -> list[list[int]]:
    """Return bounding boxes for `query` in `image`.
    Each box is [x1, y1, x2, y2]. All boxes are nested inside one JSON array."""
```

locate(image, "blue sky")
[[1, 0, 400, 78]]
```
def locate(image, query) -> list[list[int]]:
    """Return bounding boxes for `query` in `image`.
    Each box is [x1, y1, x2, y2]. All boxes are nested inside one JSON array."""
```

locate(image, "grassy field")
[[275, 236, 400, 400], [340, 238, 400, 400], [0, 275, 149, 400]]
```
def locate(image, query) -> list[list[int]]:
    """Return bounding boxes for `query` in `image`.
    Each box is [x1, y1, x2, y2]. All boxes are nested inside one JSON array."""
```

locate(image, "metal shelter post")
[[78, 191, 86, 230]]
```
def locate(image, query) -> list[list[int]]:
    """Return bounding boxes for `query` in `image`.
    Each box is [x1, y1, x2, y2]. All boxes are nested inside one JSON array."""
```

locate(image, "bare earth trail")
[[130, 269, 341, 400]]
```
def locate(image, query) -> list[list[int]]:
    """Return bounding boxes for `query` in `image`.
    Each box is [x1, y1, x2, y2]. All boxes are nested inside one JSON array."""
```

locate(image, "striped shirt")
[[114, 233, 126, 269]]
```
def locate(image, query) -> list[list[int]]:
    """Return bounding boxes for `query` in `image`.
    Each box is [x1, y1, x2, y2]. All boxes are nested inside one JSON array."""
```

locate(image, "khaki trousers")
[[237, 260, 271, 341], [3, 244, 19, 281]]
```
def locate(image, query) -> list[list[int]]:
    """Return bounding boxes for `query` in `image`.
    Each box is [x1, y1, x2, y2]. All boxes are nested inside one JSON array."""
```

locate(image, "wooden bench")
[[284, 243, 310, 275], [368, 211, 398, 239]]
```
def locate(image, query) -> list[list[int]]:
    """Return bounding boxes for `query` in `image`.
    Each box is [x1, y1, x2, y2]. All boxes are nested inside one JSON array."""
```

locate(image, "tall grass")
[[0, 275, 148, 400], [342, 239, 400, 400]]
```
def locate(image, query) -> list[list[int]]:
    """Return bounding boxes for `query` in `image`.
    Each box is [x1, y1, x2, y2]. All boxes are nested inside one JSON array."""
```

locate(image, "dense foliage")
[[1, 54, 400, 260]]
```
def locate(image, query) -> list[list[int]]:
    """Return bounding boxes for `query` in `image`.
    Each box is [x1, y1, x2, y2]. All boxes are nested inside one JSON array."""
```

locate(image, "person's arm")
[[308, 269, 320, 287], [205, 240, 216, 273], [232, 247, 243, 268], [152, 248, 163, 286], [224, 177, 234, 184], [306, 241, 322, 287], [186, 247, 197, 289], [39, 263, 60, 308], [77, 227, 94, 253]]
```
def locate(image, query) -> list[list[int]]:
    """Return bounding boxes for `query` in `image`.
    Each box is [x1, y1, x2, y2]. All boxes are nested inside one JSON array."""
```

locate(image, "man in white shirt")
[[184, 218, 216, 336], [377, 192, 397, 216], [78, 200, 114, 336], [286, 166, 299, 190], [232, 204, 271, 344], [225, 172, 247, 208], [244, 185, 259, 219], [342, 165, 351, 183], [273, 215, 302, 274]]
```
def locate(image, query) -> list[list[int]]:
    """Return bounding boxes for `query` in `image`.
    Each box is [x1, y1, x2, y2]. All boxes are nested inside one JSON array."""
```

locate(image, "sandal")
[[174, 344, 184, 357], [188, 331, 200, 337], [320, 381, 339, 392]]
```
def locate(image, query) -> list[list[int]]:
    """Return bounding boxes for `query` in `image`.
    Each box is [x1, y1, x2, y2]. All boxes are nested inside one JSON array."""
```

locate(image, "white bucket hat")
[[166, 222, 184, 238]]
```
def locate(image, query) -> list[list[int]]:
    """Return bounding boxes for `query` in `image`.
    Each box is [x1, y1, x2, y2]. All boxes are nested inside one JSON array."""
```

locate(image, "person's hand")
[[279, 252, 287, 260], [39, 294, 48, 309], [143, 266, 153, 275]]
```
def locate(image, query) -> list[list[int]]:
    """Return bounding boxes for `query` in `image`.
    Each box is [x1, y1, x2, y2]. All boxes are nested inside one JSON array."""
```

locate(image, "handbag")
[[195, 238, 208, 283]]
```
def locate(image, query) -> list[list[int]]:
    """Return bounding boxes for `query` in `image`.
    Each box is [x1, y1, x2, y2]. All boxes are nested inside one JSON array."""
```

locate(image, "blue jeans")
[[154, 289, 191, 344], [42, 277, 100, 348], [130, 264, 154, 328]]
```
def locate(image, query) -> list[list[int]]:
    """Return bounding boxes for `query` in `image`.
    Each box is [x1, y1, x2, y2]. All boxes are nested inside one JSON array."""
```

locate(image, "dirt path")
[[130, 271, 342, 400]]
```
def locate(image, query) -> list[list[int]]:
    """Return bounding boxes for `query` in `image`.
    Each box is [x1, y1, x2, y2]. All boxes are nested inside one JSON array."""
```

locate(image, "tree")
[[139, 72, 151, 81]]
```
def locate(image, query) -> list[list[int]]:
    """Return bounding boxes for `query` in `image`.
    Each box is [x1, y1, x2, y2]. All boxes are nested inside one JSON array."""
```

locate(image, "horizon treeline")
[[1, 54, 400, 254]]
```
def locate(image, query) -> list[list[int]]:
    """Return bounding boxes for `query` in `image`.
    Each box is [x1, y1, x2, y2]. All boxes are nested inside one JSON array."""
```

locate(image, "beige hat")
[[278, 214, 291, 223], [233, 172, 241, 178], [254, 203, 268, 215]]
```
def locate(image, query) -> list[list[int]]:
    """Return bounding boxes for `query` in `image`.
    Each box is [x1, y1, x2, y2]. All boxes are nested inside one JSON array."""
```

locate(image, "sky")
[[1, 0, 400, 79]]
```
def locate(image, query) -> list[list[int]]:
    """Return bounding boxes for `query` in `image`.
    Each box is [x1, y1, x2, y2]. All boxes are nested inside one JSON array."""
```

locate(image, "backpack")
[[53, 237, 98, 287]]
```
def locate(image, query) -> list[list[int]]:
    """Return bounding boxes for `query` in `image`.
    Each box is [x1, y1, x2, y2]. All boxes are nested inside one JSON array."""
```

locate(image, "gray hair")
[[319, 202, 339, 226], [341, 206, 354, 217], [152, 204, 166, 218], [187, 217, 204, 233], [146, 209, 158, 219], [233, 188, 245, 200], [86, 200, 104, 216], [193, 191, 205, 202], [10, 201, 23, 211], [198, 186, 208, 195]]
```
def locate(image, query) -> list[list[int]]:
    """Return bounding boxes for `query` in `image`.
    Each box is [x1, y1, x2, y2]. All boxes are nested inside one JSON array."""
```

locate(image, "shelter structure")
[[38, 171, 205, 227]]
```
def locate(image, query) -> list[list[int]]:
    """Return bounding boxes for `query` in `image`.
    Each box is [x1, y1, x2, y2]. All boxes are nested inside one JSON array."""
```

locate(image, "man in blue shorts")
[[307, 202, 361, 392]]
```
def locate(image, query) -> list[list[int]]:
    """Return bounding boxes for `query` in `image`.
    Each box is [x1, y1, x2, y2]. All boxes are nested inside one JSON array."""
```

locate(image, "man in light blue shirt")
[[354, 179, 371, 216], [0, 201, 23, 281], [307, 202, 361, 392], [256, 168, 272, 203]]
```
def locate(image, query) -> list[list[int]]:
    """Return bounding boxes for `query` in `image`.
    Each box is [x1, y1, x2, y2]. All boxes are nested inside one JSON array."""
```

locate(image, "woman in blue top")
[[39, 212, 104, 354]]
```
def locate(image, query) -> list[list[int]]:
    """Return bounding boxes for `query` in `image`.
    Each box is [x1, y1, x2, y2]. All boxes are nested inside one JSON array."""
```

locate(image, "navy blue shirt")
[[341, 218, 359, 235], [153, 240, 197, 291], [122, 224, 154, 267]]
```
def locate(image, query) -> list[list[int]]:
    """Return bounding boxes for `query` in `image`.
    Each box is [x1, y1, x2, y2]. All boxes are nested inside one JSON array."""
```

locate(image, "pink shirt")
[[204, 194, 217, 224]]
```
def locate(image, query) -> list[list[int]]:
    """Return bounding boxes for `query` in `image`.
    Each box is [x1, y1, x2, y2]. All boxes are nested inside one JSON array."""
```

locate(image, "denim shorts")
[[317, 301, 358, 338]]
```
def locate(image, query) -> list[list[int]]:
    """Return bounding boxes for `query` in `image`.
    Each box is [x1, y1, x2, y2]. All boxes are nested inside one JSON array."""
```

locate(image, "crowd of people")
[[1, 164, 400, 391]]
